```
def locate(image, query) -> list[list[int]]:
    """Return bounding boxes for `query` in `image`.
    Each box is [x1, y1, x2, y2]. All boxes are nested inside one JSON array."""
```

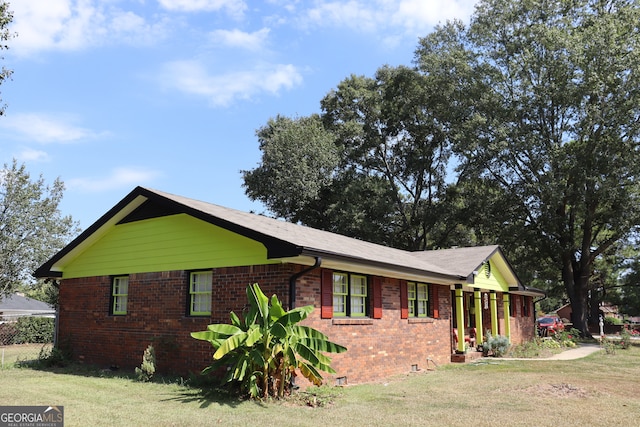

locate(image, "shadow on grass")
[[19, 360, 251, 408], [161, 386, 255, 409]]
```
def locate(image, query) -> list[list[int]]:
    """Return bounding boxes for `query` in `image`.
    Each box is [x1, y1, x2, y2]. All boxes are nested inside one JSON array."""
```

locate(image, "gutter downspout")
[[289, 257, 322, 310]]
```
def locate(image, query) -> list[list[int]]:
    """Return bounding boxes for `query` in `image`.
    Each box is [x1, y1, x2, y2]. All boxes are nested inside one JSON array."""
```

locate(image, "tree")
[[242, 115, 340, 223], [0, 160, 79, 298], [598, 237, 640, 317], [614, 259, 640, 317], [244, 67, 470, 250], [0, 1, 14, 114], [191, 283, 346, 399], [414, 0, 640, 335]]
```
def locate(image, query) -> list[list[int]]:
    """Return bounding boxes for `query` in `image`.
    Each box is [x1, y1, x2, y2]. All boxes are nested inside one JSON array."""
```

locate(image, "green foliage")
[[18, 280, 59, 307], [0, 1, 13, 114], [241, 0, 640, 339], [135, 345, 156, 382], [482, 333, 510, 357], [34, 343, 72, 368], [555, 328, 580, 348], [619, 329, 632, 350], [603, 339, 618, 355], [0, 322, 17, 345], [242, 115, 340, 223], [604, 316, 623, 325], [244, 68, 469, 251], [611, 252, 640, 317], [414, 0, 640, 335], [191, 283, 347, 399], [1, 160, 79, 297], [12, 316, 54, 344], [508, 329, 581, 358]]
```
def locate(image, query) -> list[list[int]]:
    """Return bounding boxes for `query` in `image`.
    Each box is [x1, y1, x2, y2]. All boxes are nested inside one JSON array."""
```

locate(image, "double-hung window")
[[189, 271, 212, 316], [111, 276, 129, 315], [333, 272, 368, 317], [407, 282, 428, 318]]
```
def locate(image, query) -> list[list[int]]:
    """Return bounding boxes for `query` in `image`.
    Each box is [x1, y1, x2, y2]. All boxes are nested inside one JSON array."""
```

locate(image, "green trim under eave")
[[60, 214, 278, 278]]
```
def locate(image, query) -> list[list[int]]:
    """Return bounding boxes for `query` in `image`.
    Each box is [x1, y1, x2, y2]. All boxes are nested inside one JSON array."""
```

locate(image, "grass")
[[1, 345, 640, 426], [0, 343, 51, 368]]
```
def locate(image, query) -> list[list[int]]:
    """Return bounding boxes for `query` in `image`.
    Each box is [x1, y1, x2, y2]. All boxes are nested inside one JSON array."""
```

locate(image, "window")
[[408, 282, 428, 318], [111, 276, 129, 315], [189, 271, 212, 316], [321, 269, 380, 320], [401, 281, 438, 320], [332, 272, 368, 317]]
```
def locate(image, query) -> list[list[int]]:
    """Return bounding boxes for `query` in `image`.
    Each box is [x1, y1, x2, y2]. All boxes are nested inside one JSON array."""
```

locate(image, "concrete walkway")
[[498, 343, 602, 361]]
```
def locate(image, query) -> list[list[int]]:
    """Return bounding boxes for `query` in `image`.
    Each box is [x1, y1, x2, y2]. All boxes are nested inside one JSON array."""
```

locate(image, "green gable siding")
[[469, 260, 510, 292], [62, 214, 275, 278]]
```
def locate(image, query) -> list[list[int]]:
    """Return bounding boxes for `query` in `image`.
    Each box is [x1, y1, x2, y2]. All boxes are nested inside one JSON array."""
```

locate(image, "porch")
[[450, 286, 509, 362]]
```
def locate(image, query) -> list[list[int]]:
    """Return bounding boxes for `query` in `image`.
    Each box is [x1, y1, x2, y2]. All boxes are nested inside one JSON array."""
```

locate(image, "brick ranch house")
[[36, 187, 544, 385]]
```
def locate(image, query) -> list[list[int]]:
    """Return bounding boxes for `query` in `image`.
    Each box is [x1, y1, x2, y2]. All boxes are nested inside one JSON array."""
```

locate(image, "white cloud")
[[296, 0, 478, 40], [209, 28, 270, 51], [16, 148, 50, 162], [157, 0, 247, 17], [392, 0, 477, 31], [0, 113, 104, 143], [304, 1, 378, 33], [10, 0, 171, 55], [68, 166, 160, 192], [160, 60, 303, 106]]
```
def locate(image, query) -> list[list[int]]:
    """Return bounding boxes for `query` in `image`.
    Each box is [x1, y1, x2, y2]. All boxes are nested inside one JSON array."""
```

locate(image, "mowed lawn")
[[1, 346, 639, 427]]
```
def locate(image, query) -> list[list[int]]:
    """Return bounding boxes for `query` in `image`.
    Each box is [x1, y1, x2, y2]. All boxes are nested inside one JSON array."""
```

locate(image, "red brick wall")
[[507, 295, 536, 344], [58, 265, 294, 375], [58, 264, 533, 384], [297, 272, 453, 385]]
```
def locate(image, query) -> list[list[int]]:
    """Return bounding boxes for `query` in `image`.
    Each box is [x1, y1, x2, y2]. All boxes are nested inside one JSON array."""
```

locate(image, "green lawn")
[[1, 346, 639, 426], [1, 343, 50, 368]]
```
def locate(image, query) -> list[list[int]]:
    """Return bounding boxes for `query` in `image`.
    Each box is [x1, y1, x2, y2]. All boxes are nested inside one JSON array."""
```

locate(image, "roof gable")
[[61, 213, 276, 279]]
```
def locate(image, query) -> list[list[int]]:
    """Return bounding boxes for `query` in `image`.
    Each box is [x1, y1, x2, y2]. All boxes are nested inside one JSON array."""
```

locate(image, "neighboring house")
[[0, 293, 55, 320], [35, 187, 544, 384], [556, 302, 622, 326]]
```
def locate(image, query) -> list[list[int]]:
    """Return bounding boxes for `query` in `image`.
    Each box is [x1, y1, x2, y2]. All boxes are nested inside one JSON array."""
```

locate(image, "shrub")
[[33, 342, 72, 368], [13, 317, 54, 344], [603, 340, 617, 355], [0, 322, 18, 345], [553, 329, 579, 347], [618, 329, 631, 350], [604, 316, 623, 325], [482, 333, 510, 357], [135, 345, 156, 382]]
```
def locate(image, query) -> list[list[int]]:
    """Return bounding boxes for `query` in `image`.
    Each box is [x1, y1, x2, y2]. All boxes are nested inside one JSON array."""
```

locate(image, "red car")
[[537, 316, 565, 336]]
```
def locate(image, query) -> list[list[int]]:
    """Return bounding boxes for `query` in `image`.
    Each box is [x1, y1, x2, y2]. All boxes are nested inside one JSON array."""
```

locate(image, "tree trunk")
[[562, 256, 592, 337]]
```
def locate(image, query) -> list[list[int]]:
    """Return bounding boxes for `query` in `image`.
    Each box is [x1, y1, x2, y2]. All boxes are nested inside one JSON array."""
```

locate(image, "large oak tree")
[[415, 0, 640, 334]]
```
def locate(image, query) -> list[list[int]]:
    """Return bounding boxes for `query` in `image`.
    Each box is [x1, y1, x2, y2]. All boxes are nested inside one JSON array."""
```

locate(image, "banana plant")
[[191, 283, 347, 398]]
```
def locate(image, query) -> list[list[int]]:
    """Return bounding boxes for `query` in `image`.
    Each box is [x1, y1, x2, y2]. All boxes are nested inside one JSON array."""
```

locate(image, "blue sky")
[[1, 0, 478, 230]]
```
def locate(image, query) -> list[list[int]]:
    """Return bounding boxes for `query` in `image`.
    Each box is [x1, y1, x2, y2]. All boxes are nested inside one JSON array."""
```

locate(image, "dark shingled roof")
[[0, 293, 53, 312], [35, 186, 543, 296]]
